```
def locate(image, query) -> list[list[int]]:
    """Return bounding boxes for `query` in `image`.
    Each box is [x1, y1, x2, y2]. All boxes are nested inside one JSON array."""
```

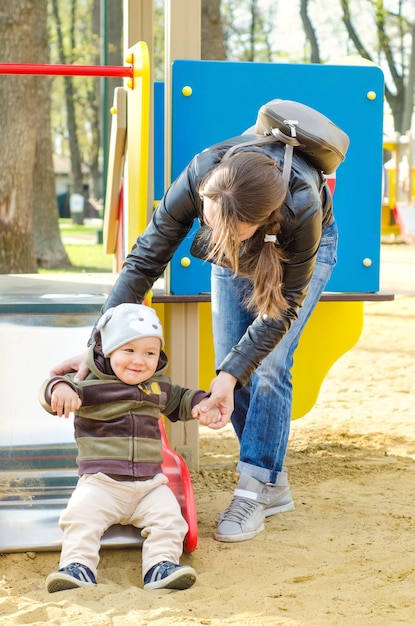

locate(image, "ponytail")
[[199, 151, 289, 319], [243, 231, 289, 320], [240, 210, 289, 320]]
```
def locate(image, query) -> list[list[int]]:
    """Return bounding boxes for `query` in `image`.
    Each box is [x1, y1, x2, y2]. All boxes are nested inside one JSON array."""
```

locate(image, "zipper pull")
[[284, 119, 298, 138]]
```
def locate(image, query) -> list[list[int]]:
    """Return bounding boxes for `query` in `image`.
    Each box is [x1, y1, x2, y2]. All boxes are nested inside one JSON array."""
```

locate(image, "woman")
[[52, 135, 337, 543]]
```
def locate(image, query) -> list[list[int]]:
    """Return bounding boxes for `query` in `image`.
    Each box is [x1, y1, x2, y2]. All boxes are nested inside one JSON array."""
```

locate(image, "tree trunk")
[[91, 0, 123, 201], [33, 0, 71, 269], [0, 1, 38, 273], [201, 0, 227, 60], [402, 24, 415, 133], [102, 0, 123, 200], [300, 0, 321, 63], [89, 0, 102, 201], [51, 0, 84, 196]]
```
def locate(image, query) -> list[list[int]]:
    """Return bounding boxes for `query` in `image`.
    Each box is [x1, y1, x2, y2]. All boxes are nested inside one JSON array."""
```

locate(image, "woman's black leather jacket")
[[101, 136, 333, 387]]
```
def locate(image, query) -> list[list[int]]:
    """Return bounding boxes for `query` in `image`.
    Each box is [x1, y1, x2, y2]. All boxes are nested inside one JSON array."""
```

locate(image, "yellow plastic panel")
[[290, 301, 364, 418], [125, 41, 150, 251], [196, 300, 364, 420]]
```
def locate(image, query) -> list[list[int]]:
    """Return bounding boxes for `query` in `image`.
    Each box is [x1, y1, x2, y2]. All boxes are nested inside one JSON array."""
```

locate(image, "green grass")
[[39, 219, 114, 274], [58, 219, 99, 238], [63, 244, 113, 273]]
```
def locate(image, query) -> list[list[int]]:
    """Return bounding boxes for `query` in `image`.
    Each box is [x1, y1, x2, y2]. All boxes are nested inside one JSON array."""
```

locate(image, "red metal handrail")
[[0, 63, 133, 78]]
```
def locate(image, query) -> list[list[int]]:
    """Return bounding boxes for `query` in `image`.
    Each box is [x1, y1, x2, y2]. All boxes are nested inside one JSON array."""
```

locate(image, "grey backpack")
[[224, 99, 350, 184]]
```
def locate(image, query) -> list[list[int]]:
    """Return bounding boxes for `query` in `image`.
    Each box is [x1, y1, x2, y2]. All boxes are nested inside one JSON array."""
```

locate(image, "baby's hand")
[[192, 403, 227, 430], [51, 383, 82, 418]]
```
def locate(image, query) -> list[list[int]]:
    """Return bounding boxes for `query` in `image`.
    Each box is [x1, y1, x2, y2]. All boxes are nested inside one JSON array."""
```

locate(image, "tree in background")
[[33, 0, 71, 269], [97, 1, 123, 200], [202, 0, 227, 59], [0, 0, 69, 273], [0, 1, 37, 273], [152, 0, 227, 78], [0, 0, 121, 273], [222, 0, 278, 61], [49, 0, 122, 201], [50, 0, 84, 197], [340, 0, 415, 133], [300, 0, 321, 63], [299, 0, 415, 134], [220, 0, 414, 133], [2, 0, 413, 273]]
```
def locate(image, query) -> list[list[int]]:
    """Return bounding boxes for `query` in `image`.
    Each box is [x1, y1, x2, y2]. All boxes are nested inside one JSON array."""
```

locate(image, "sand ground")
[[0, 242, 414, 626]]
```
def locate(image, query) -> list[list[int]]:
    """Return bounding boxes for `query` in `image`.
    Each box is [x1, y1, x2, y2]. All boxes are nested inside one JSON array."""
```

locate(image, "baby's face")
[[109, 336, 161, 384]]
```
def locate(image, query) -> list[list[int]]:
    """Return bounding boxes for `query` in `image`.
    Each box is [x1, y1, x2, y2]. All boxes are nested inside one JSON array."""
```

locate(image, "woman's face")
[[202, 196, 259, 243]]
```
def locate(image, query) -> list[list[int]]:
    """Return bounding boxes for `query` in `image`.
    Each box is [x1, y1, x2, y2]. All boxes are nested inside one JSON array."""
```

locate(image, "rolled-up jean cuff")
[[236, 460, 285, 485]]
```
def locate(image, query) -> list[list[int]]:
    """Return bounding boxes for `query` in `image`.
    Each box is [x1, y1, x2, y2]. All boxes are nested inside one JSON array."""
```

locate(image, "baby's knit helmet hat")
[[96, 303, 164, 357]]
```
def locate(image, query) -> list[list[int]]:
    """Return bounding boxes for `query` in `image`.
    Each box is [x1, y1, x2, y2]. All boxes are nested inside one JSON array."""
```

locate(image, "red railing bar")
[[0, 63, 134, 78]]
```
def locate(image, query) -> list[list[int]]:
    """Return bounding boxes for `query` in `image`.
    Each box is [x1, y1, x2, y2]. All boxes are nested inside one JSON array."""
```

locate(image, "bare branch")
[[299, 0, 320, 63], [375, 0, 403, 92], [340, 0, 374, 61]]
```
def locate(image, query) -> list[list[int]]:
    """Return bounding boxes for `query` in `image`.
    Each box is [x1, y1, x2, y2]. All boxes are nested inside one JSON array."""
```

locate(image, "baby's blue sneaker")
[[46, 562, 97, 593], [144, 561, 196, 590]]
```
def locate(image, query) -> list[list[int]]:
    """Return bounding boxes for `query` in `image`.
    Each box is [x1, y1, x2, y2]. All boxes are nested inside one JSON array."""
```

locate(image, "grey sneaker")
[[214, 470, 294, 543]]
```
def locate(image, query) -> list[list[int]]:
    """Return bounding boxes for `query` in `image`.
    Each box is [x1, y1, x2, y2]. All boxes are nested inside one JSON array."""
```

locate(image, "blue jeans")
[[211, 221, 338, 485]]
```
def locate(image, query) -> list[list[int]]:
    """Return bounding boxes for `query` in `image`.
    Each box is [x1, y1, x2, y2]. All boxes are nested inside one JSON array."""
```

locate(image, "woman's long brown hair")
[[199, 151, 289, 320]]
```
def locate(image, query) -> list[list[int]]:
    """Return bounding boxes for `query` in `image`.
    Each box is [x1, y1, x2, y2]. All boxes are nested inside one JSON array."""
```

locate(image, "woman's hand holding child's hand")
[[192, 371, 237, 430], [192, 403, 227, 430]]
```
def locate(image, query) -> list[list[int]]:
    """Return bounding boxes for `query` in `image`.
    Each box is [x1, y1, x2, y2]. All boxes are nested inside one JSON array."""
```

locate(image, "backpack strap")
[[272, 121, 303, 185], [222, 134, 278, 159], [222, 120, 302, 187]]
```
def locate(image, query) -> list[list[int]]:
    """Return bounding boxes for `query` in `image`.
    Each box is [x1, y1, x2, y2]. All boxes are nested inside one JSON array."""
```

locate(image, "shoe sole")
[[143, 568, 197, 590], [46, 573, 96, 593], [216, 500, 295, 523], [264, 501, 294, 517], [214, 522, 265, 543]]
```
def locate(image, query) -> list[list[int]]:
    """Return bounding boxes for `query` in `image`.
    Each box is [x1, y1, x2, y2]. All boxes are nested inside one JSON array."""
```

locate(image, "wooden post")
[[162, 1, 202, 469], [164, 0, 201, 188]]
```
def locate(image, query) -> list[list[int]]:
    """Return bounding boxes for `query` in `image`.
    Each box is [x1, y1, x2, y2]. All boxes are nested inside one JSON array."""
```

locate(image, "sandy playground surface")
[[1, 243, 414, 626]]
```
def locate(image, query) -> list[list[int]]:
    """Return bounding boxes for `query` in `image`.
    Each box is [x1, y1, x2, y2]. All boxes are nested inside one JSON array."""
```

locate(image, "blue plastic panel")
[[153, 81, 165, 202], [168, 60, 384, 295]]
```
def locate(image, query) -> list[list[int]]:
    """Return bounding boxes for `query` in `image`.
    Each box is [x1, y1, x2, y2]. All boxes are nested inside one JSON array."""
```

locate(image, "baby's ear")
[[96, 307, 115, 331], [93, 330, 104, 355]]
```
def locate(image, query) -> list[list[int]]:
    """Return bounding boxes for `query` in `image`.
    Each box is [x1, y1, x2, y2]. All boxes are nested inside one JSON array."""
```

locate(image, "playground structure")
[[382, 133, 415, 244], [0, 0, 394, 554]]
